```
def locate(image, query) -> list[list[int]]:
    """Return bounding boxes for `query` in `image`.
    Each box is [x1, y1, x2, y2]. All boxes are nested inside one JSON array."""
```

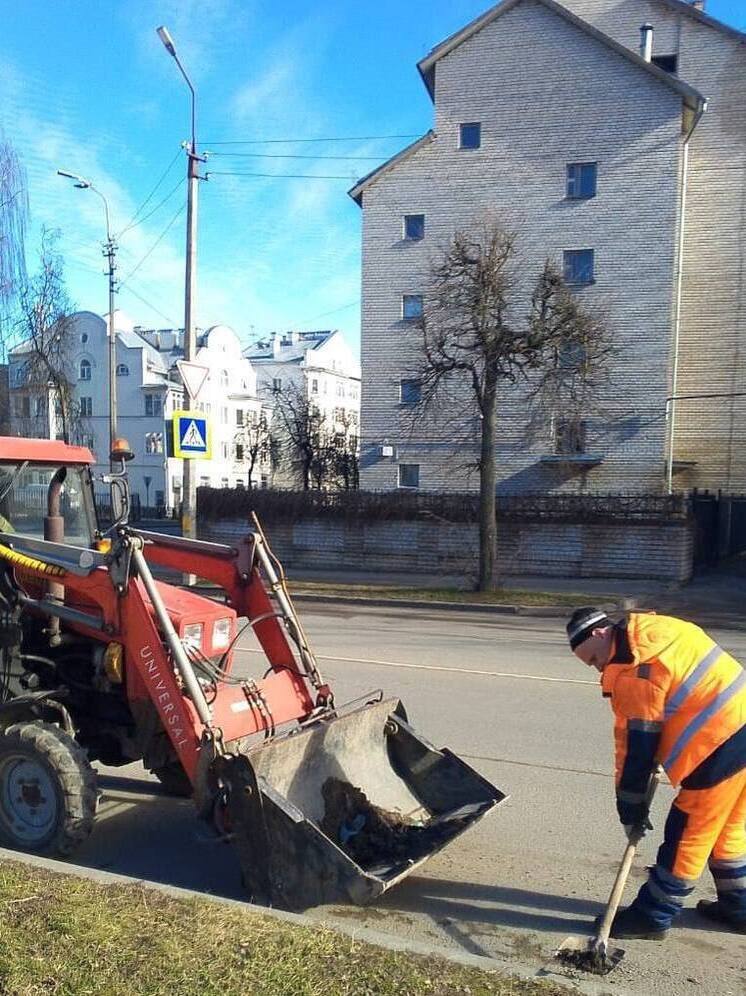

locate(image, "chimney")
[[640, 23, 654, 62], [691, 0, 705, 10]]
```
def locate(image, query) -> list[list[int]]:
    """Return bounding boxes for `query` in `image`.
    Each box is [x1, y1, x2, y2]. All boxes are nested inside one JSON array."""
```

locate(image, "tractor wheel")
[[151, 761, 192, 798], [0, 722, 97, 857]]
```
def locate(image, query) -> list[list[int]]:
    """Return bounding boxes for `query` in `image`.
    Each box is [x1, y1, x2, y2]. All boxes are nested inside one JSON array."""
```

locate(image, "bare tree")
[[235, 409, 279, 488], [327, 412, 359, 490], [417, 222, 613, 591], [274, 383, 330, 490], [13, 230, 80, 443], [0, 139, 28, 360]]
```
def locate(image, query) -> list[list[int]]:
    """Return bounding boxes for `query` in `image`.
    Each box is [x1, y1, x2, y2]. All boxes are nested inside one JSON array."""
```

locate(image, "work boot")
[[696, 900, 746, 934], [594, 906, 669, 940]]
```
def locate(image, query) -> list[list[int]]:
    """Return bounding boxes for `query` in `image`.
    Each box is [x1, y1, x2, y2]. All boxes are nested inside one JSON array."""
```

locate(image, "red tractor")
[[0, 436, 504, 909]]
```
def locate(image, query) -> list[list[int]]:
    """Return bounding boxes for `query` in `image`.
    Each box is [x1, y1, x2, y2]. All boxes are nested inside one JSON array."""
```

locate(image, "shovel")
[[555, 765, 662, 975]]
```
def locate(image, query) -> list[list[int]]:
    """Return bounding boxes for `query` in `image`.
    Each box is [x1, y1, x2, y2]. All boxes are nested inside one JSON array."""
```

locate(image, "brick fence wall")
[[199, 516, 694, 582]]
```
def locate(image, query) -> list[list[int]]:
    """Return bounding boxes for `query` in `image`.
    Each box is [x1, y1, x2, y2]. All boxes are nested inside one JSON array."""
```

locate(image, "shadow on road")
[[379, 874, 601, 936]]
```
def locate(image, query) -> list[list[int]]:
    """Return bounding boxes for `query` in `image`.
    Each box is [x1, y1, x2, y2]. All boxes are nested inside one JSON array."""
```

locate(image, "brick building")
[[351, 0, 745, 494]]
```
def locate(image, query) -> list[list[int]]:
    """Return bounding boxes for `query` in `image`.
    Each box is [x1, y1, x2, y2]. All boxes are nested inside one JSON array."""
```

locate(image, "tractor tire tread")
[[0, 722, 97, 856]]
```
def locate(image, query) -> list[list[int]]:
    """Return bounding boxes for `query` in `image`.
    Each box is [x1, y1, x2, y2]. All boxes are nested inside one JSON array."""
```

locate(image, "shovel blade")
[[554, 935, 626, 975]]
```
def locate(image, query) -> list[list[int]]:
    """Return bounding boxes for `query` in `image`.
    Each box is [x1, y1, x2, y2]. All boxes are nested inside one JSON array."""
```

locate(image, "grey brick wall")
[[200, 515, 693, 582], [560, 0, 746, 490], [358, 0, 685, 495]]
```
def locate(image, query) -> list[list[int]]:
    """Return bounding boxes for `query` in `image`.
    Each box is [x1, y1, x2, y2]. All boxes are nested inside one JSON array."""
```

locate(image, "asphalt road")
[[71, 603, 746, 996]]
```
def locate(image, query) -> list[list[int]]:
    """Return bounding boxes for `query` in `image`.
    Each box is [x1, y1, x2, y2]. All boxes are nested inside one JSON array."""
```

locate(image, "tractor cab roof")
[[0, 437, 95, 466]]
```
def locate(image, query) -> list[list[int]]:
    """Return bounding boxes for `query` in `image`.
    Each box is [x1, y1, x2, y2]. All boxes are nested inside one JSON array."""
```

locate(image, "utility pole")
[[157, 26, 205, 558]]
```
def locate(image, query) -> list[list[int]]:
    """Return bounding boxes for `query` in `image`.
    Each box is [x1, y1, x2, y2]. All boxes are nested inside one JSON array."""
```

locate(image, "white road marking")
[[234, 647, 597, 686]]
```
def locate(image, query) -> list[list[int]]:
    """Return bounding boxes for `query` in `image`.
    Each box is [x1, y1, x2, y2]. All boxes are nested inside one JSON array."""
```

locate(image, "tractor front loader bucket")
[[216, 698, 506, 911]]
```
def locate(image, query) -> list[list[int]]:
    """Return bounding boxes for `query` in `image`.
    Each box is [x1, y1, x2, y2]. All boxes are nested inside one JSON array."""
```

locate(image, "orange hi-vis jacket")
[[601, 613, 746, 812]]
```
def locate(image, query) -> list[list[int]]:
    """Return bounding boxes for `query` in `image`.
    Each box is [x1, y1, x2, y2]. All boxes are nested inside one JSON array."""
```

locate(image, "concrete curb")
[[191, 585, 639, 618], [0, 847, 627, 996]]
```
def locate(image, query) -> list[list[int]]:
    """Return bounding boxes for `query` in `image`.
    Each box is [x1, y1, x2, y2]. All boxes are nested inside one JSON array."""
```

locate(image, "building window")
[[155, 490, 165, 507], [563, 249, 595, 286], [236, 409, 244, 426], [459, 122, 481, 150], [260, 474, 269, 489], [221, 477, 229, 488], [199, 476, 210, 487], [145, 394, 163, 417], [79, 359, 92, 381], [403, 214, 425, 241], [80, 397, 93, 417], [272, 377, 282, 393], [336, 382, 345, 397], [554, 418, 587, 455], [116, 363, 129, 377], [80, 433, 95, 450], [398, 463, 420, 489], [221, 442, 229, 460], [81, 333, 88, 344], [652, 54, 678, 74], [566, 162, 597, 200], [311, 379, 318, 394], [145, 432, 164, 454], [220, 406, 228, 425], [14, 395, 30, 418], [400, 379, 422, 405], [235, 443, 245, 461], [34, 397, 45, 418], [402, 294, 423, 320], [12, 364, 26, 387], [220, 369, 229, 388], [236, 479, 245, 488]]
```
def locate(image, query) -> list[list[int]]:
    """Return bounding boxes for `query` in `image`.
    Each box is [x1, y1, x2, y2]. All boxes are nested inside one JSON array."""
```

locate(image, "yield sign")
[[177, 360, 210, 402]]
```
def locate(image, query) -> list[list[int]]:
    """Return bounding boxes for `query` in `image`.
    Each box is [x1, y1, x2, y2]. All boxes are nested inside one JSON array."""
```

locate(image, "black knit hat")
[[566, 607, 611, 650]]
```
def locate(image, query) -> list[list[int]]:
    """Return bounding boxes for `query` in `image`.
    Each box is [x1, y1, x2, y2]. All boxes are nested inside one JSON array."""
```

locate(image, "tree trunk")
[[478, 380, 498, 591]]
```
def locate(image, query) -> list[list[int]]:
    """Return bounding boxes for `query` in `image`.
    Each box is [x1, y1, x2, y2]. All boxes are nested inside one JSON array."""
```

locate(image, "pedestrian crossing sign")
[[173, 410, 211, 460]]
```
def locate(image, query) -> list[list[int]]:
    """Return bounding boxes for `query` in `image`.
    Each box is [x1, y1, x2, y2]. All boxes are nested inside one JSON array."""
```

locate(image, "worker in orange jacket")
[[567, 607, 746, 939]]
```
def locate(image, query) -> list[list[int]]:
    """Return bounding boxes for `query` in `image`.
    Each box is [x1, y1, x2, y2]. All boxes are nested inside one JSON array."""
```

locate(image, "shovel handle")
[[594, 765, 663, 950]]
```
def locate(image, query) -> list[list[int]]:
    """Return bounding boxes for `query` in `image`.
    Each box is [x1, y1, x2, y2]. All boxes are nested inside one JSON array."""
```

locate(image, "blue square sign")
[[173, 410, 211, 459]]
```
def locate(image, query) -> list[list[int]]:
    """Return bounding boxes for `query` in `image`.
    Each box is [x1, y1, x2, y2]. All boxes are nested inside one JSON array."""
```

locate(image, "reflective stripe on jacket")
[[601, 613, 746, 792]]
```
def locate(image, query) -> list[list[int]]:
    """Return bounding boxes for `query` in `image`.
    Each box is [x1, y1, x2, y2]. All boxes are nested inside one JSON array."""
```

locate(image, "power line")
[[118, 174, 184, 238], [120, 201, 186, 287], [120, 283, 177, 326], [117, 150, 182, 236], [206, 170, 354, 180], [203, 133, 421, 146], [208, 151, 385, 161]]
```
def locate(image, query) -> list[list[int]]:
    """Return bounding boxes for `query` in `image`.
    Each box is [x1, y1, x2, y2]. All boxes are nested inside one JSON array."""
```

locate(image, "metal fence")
[[197, 487, 691, 526]]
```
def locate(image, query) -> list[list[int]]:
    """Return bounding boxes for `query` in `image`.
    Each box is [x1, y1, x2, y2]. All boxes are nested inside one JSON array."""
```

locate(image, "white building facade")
[[8, 311, 271, 512], [245, 330, 361, 487], [351, 0, 745, 494]]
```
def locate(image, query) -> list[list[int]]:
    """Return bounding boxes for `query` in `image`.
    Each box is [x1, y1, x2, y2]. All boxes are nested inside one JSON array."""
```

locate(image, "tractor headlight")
[[212, 618, 232, 650], [183, 623, 203, 649]]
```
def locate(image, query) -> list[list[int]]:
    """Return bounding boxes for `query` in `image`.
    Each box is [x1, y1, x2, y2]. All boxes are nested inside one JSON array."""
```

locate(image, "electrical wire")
[[119, 201, 186, 287], [203, 133, 421, 146], [117, 151, 183, 236], [206, 170, 354, 180], [119, 283, 177, 326], [207, 152, 385, 161], [118, 175, 185, 238]]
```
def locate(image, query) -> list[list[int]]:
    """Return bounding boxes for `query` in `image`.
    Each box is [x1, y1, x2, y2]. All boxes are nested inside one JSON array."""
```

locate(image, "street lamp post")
[[157, 25, 205, 557], [57, 170, 118, 463]]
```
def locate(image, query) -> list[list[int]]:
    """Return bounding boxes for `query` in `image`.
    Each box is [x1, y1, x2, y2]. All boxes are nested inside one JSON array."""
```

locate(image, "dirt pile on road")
[[319, 777, 454, 870]]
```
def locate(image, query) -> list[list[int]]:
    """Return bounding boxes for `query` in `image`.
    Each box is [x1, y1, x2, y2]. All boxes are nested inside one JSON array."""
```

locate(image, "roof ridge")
[[416, 0, 706, 108]]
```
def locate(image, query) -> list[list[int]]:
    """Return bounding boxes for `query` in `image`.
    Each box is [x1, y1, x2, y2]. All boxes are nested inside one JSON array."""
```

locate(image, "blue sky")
[[1, 0, 744, 355]]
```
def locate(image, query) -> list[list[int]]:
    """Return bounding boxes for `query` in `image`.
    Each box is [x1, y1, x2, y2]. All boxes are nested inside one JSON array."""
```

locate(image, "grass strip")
[[0, 860, 573, 996], [288, 583, 611, 608]]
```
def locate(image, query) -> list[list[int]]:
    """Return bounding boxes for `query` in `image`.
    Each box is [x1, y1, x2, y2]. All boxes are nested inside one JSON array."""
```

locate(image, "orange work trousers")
[[632, 767, 746, 927]]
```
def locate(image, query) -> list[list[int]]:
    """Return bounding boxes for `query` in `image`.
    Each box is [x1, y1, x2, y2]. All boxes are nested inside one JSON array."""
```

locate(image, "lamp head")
[[157, 25, 177, 57]]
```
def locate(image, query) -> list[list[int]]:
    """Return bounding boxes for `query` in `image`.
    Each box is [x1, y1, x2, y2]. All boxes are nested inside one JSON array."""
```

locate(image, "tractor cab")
[[0, 438, 99, 549]]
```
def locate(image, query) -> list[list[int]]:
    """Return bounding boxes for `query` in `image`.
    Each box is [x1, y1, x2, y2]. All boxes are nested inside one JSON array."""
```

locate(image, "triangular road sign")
[[177, 360, 210, 402]]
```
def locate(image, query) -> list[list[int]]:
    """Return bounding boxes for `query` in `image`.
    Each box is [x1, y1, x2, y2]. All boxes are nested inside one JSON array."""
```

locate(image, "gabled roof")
[[348, 131, 435, 205], [658, 0, 746, 45], [416, 0, 706, 111]]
